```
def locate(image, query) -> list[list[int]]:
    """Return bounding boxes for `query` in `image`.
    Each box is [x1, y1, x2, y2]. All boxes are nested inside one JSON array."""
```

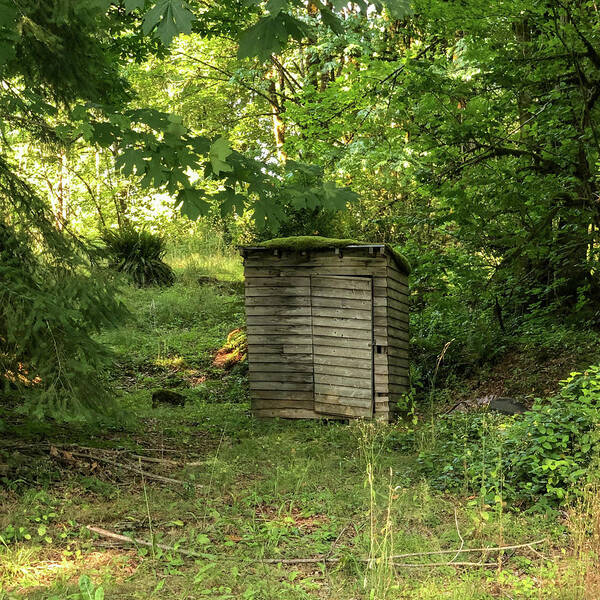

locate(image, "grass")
[[0, 234, 599, 599]]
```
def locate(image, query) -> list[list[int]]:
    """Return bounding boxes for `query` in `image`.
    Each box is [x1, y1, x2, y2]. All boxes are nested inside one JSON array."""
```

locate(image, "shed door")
[[310, 275, 373, 418]]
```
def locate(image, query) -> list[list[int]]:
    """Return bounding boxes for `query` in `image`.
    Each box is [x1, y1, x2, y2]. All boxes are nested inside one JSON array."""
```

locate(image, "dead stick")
[[391, 561, 497, 568], [87, 526, 207, 559], [87, 525, 545, 566], [67, 452, 195, 487], [130, 454, 180, 466], [388, 539, 546, 560]]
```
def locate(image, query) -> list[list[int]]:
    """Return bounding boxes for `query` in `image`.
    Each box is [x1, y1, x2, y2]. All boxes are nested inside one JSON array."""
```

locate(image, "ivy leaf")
[[142, 0, 193, 45], [209, 137, 233, 176], [177, 188, 210, 220]]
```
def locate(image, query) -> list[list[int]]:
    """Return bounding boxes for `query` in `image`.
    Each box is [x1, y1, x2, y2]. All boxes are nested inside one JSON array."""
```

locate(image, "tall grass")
[[563, 484, 600, 599], [356, 422, 397, 600], [166, 226, 243, 283]]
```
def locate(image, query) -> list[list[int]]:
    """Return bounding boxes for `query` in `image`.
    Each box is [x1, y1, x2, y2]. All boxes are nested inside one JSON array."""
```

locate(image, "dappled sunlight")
[[0, 546, 140, 594]]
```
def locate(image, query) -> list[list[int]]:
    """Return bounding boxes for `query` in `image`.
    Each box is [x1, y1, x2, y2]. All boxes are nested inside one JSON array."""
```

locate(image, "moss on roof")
[[250, 236, 411, 274]]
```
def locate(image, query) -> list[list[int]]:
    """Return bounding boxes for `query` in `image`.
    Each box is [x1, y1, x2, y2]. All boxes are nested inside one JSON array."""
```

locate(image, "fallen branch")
[[87, 525, 545, 568], [391, 561, 497, 568], [65, 451, 194, 487], [87, 526, 208, 559], [388, 539, 547, 560], [130, 454, 180, 466]]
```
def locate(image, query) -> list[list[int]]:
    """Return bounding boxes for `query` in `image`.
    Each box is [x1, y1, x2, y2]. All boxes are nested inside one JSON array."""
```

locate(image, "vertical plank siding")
[[385, 255, 410, 416], [242, 246, 409, 421]]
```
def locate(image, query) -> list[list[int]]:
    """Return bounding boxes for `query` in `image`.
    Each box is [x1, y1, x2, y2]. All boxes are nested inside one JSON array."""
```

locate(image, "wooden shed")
[[240, 237, 410, 421]]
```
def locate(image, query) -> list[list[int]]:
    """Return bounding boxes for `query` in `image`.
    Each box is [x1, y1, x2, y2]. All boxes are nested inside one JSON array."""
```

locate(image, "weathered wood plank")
[[249, 361, 313, 371], [253, 408, 320, 419], [247, 346, 313, 359], [386, 359, 409, 370], [310, 310, 372, 324], [386, 263, 409, 286], [246, 315, 312, 326], [311, 287, 371, 300], [388, 380, 410, 390], [249, 372, 313, 384], [379, 286, 409, 302], [312, 336, 372, 350], [381, 341, 408, 353], [314, 394, 371, 407], [310, 296, 373, 310], [313, 354, 374, 369], [373, 297, 409, 311], [314, 374, 372, 390], [245, 295, 310, 307], [387, 349, 409, 361], [251, 390, 314, 400], [245, 286, 310, 297], [374, 364, 390, 376], [314, 363, 372, 378], [310, 326, 371, 341], [245, 266, 387, 278], [247, 334, 313, 345], [386, 304, 409, 317], [386, 277, 409, 295], [311, 274, 373, 418], [373, 316, 409, 331], [374, 327, 408, 342], [314, 380, 372, 399], [312, 274, 371, 284], [246, 324, 313, 336], [245, 276, 309, 287], [245, 255, 385, 268], [314, 402, 371, 418], [250, 380, 314, 391], [245, 305, 312, 317], [252, 399, 315, 410], [313, 347, 372, 361]]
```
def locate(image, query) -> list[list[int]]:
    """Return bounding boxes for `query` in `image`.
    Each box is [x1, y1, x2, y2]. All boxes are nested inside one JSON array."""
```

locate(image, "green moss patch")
[[252, 235, 411, 274]]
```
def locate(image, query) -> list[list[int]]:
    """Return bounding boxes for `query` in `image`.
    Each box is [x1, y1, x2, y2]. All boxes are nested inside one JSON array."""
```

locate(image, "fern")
[[102, 227, 175, 287]]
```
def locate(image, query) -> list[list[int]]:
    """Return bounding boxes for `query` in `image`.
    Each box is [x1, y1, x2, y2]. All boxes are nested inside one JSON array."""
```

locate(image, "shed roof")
[[240, 235, 411, 274]]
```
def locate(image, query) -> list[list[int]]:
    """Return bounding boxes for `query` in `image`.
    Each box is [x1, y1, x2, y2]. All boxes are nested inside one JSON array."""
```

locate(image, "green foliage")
[[0, 214, 124, 420], [507, 368, 600, 504], [419, 367, 600, 507], [102, 227, 175, 287]]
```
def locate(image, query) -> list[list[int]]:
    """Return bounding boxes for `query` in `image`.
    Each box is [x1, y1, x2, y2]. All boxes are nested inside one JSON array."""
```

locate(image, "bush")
[[507, 367, 600, 504], [102, 227, 175, 287], [418, 367, 600, 507]]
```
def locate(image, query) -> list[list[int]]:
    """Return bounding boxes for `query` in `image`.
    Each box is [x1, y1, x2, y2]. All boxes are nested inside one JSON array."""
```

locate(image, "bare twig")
[[87, 525, 546, 568], [388, 539, 547, 560], [449, 507, 465, 564], [87, 526, 207, 559], [66, 451, 194, 487]]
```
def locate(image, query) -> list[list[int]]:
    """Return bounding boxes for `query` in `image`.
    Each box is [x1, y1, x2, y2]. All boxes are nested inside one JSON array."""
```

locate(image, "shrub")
[[102, 227, 175, 287], [506, 367, 600, 504], [418, 367, 600, 507]]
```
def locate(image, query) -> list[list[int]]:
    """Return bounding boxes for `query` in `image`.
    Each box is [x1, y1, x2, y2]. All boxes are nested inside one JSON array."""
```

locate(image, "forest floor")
[[1, 244, 598, 600]]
